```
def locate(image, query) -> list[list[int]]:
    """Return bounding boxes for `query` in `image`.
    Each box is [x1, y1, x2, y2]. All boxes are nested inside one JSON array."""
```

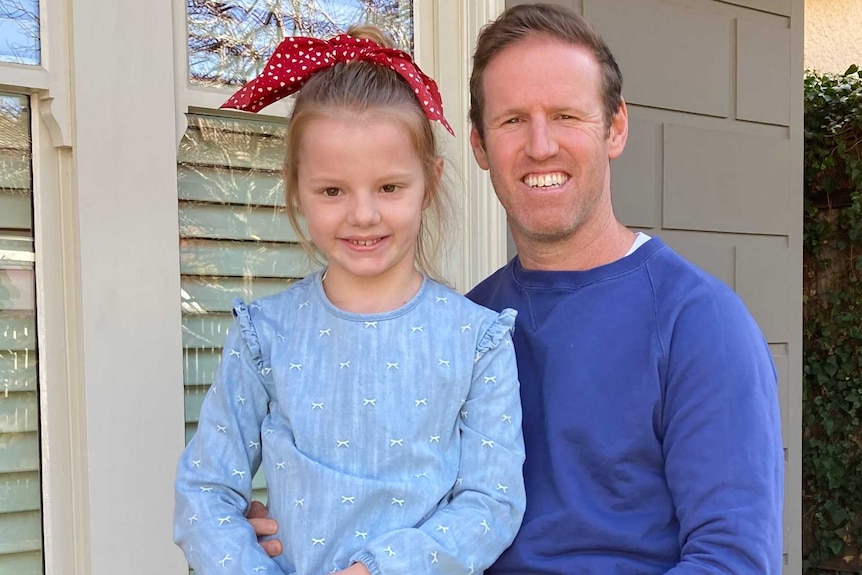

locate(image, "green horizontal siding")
[[179, 239, 312, 278], [0, 471, 40, 513], [182, 277, 295, 316], [0, 236, 34, 251], [182, 348, 221, 386], [0, 191, 31, 231], [0, 353, 38, 391], [0, 549, 42, 575], [178, 165, 284, 207], [0, 315, 35, 350], [181, 313, 234, 348], [0, 269, 36, 313], [179, 127, 284, 171], [183, 385, 208, 423], [0, 391, 37, 433], [0, 431, 38, 474], [0, 510, 41, 554], [179, 203, 300, 243]]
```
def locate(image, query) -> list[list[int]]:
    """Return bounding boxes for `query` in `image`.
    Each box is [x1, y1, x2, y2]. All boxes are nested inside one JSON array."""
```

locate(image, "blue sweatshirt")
[[468, 237, 784, 575]]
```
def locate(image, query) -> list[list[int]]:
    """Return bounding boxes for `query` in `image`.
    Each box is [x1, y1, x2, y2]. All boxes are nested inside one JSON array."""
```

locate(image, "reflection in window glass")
[[0, 1, 40, 66], [0, 94, 43, 574], [188, 0, 413, 88], [178, 114, 313, 509]]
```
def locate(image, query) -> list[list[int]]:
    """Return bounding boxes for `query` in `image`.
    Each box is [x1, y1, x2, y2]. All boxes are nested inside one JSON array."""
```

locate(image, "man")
[[252, 4, 784, 573], [464, 4, 783, 574]]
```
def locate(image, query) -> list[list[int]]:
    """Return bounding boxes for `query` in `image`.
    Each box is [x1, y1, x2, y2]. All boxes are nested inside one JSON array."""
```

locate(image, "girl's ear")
[[424, 157, 444, 210], [284, 172, 301, 214], [291, 190, 303, 215]]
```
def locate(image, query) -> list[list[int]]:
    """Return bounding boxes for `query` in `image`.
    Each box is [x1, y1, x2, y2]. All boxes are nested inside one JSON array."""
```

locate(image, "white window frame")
[[0, 0, 82, 573]]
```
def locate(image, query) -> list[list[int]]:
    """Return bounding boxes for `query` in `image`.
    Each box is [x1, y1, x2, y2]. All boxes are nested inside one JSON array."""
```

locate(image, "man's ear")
[[607, 99, 628, 160], [469, 125, 490, 170]]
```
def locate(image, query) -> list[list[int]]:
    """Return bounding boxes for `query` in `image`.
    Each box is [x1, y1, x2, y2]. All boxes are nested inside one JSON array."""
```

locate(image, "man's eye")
[[323, 188, 340, 197], [381, 184, 398, 193], [504, 117, 521, 124]]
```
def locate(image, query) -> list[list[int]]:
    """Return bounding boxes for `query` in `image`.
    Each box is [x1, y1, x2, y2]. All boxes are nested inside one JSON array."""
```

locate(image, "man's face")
[[470, 36, 627, 252]]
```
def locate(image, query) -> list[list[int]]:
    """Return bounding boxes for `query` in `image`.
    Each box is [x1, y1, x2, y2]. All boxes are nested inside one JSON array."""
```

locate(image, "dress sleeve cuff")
[[350, 551, 381, 575]]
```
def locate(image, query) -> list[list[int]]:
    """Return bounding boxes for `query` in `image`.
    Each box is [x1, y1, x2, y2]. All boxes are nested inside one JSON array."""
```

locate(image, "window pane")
[[178, 114, 310, 509], [0, 94, 43, 574], [0, 1, 40, 66], [188, 0, 413, 88]]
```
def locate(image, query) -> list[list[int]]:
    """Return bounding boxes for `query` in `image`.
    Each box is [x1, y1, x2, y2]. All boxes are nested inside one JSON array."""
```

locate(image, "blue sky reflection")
[[0, 1, 40, 66], [188, 0, 412, 87]]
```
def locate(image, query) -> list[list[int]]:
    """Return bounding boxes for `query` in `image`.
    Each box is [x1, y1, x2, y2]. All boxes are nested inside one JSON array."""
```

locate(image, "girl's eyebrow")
[[303, 171, 418, 186]]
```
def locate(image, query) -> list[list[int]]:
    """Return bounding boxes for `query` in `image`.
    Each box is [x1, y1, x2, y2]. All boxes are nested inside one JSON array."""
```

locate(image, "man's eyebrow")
[[487, 107, 524, 122], [488, 105, 590, 122]]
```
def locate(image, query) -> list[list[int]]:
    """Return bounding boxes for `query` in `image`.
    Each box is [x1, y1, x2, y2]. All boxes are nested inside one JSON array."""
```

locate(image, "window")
[[187, 0, 414, 87], [0, 92, 42, 574], [0, 1, 40, 65]]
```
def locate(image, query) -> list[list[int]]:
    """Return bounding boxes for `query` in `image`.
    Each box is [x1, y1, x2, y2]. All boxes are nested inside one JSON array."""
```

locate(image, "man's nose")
[[525, 118, 559, 161]]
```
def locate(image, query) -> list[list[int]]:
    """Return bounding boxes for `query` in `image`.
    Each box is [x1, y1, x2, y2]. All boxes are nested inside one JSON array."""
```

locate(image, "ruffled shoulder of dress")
[[231, 298, 266, 371], [475, 307, 517, 361]]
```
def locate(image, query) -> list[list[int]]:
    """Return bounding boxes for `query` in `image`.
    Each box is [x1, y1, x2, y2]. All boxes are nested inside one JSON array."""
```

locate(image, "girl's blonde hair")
[[283, 25, 454, 283]]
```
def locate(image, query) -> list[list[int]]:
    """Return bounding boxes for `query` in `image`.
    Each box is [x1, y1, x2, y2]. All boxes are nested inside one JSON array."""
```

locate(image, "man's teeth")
[[350, 238, 381, 246], [524, 173, 567, 188]]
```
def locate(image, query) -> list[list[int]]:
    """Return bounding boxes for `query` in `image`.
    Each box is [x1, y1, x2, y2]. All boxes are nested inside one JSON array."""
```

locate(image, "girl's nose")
[[347, 192, 382, 226]]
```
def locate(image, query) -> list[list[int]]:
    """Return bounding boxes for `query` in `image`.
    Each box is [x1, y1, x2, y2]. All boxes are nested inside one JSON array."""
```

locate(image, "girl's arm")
[[350, 309, 526, 575], [173, 302, 285, 575]]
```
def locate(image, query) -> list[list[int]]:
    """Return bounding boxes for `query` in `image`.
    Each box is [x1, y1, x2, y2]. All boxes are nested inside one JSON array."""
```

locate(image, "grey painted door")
[[506, 0, 802, 572]]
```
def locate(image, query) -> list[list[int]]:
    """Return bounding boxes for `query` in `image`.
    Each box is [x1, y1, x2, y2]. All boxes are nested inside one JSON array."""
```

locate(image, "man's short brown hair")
[[469, 3, 623, 140]]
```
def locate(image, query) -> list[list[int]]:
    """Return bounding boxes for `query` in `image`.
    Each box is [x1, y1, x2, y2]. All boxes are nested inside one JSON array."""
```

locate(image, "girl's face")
[[296, 113, 433, 288]]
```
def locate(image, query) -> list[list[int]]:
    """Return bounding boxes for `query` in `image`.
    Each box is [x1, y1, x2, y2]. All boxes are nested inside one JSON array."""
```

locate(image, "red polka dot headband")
[[221, 34, 454, 136]]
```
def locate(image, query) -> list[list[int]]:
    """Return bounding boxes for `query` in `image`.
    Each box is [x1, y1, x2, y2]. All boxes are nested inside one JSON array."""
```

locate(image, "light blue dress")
[[174, 271, 526, 575]]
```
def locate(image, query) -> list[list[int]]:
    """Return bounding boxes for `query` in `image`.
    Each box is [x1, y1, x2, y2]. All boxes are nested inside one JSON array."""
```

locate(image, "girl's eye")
[[381, 184, 398, 194], [323, 188, 340, 197]]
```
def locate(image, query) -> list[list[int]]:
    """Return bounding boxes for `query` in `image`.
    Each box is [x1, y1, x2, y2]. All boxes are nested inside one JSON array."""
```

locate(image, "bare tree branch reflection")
[[0, 0, 40, 65], [187, 0, 412, 87]]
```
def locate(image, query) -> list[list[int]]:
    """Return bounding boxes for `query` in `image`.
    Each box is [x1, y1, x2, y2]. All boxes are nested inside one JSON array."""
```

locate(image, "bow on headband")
[[221, 34, 454, 136]]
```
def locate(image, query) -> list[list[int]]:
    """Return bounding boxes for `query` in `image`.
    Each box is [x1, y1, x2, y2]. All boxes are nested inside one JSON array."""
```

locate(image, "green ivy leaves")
[[804, 66, 862, 573]]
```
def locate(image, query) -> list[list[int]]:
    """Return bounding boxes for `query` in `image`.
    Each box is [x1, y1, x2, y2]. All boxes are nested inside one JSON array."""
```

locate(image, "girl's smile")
[[343, 236, 387, 248]]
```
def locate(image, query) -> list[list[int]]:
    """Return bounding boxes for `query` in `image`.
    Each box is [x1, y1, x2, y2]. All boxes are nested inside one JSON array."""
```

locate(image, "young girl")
[[173, 26, 525, 575]]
